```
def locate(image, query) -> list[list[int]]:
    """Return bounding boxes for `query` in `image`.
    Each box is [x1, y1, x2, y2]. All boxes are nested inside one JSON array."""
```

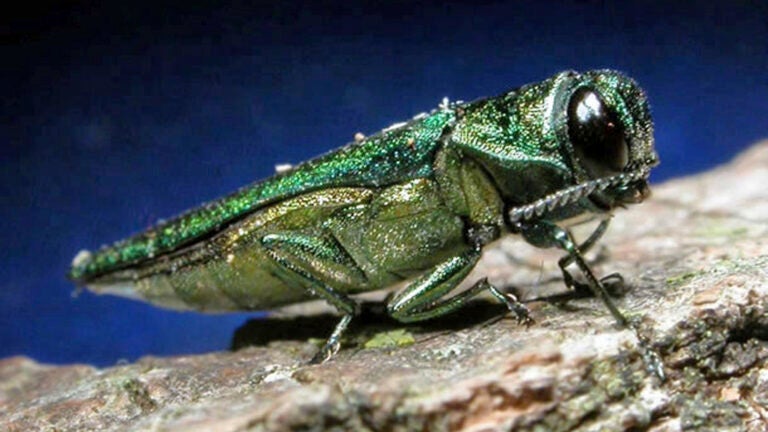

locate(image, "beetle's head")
[[561, 70, 658, 210], [453, 70, 657, 217]]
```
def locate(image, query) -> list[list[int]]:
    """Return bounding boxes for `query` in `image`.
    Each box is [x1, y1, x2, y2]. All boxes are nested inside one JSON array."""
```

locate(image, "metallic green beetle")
[[69, 70, 659, 365]]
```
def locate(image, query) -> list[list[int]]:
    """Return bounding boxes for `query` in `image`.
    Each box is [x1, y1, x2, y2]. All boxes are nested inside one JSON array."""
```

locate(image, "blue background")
[[3, 1, 767, 366]]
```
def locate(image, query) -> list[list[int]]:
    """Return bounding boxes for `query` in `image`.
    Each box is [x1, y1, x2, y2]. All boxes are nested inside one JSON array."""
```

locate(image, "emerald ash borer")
[[69, 70, 661, 369]]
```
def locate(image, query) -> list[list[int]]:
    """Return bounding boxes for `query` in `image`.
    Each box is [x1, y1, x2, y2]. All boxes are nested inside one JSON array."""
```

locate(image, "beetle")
[[69, 70, 659, 367]]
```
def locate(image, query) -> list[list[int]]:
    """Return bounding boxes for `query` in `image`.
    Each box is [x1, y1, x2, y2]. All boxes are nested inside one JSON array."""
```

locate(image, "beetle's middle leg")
[[260, 232, 367, 363], [387, 246, 532, 325]]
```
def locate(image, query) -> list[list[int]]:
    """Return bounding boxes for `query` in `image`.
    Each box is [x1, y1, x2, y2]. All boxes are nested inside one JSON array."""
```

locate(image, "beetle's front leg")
[[519, 220, 665, 380], [557, 218, 625, 297], [519, 221, 627, 326], [261, 232, 367, 364], [387, 246, 532, 326], [558, 218, 610, 268]]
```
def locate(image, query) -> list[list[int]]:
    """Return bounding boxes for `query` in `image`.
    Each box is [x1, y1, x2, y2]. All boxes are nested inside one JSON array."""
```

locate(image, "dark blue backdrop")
[[3, 1, 766, 366]]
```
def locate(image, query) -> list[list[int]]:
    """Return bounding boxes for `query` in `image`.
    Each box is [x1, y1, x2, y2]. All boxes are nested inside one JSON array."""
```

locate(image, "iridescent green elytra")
[[69, 70, 660, 368]]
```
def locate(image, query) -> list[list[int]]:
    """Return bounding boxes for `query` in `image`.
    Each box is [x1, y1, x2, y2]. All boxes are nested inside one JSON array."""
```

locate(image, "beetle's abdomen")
[[85, 188, 377, 312]]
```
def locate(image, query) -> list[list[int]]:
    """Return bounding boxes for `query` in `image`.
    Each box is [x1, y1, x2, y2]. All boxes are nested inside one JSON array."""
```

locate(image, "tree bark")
[[2, 141, 767, 431]]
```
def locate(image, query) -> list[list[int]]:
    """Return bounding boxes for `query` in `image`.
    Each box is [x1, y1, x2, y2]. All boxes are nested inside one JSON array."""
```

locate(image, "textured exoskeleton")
[[70, 70, 660, 367]]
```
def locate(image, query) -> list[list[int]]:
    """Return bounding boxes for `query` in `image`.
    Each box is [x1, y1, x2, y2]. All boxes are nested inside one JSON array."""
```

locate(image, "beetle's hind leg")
[[387, 246, 533, 326], [261, 232, 367, 363]]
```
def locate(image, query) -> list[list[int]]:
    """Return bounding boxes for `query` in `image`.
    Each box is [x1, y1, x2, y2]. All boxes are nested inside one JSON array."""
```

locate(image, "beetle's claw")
[[600, 272, 627, 296], [309, 340, 340, 364], [563, 272, 627, 298], [514, 306, 535, 328], [501, 292, 534, 327]]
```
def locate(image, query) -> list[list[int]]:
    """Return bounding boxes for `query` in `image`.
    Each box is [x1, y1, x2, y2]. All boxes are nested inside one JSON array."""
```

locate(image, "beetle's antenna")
[[507, 169, 650, 223]]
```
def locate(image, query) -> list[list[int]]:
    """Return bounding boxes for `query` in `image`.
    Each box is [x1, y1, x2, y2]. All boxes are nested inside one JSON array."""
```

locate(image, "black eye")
[[567, 87, 629, 175]]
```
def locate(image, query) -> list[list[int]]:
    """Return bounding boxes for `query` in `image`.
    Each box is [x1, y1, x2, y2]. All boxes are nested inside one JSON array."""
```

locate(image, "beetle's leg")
[[387, 247, 532, 325], [520, 221, 627, 326], [261, 233, 366, 363], [557, 219, 625, 296], [521, 220, 665, 380], [558, 218, 611, 267]]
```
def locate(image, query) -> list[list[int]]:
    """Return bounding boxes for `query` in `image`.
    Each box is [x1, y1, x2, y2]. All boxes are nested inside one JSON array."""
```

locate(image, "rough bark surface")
[[3, 141, 767, 432]]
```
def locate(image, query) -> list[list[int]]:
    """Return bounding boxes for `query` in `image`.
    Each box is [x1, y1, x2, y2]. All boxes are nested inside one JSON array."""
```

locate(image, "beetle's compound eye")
[[567, 87, 629, 176]]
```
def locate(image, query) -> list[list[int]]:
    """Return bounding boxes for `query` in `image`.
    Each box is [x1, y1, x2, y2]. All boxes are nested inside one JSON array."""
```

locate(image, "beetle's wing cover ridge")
[[70, 110, 455, 280]]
